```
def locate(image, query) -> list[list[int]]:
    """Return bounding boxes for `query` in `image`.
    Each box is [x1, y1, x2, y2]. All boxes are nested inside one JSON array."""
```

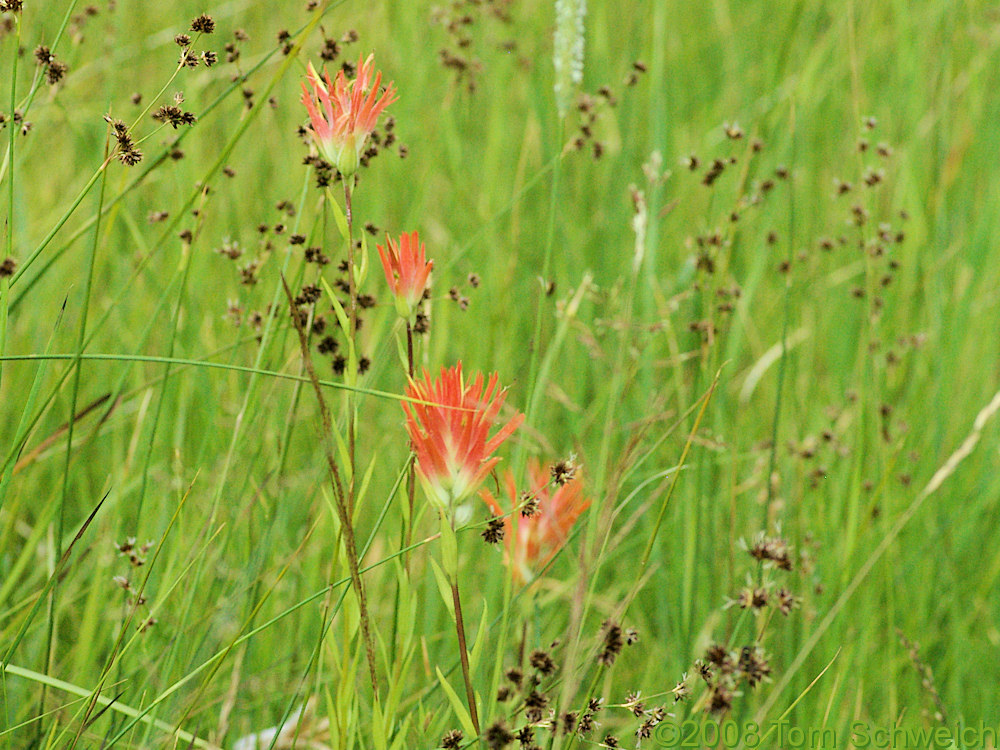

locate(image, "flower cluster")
[[300, 51, 590, 580], [403, 364, 524, 512], [377, 230, 433, 320], [481, 460, 590, 584], [301, 53, 398, 177]]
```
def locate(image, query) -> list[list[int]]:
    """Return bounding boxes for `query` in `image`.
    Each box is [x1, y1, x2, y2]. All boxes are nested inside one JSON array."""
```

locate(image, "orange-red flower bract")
[[403, 363, 524, 511], [301, 53, 398, 177], [481, 461, 590, 584], [378, 231, 433, 320]]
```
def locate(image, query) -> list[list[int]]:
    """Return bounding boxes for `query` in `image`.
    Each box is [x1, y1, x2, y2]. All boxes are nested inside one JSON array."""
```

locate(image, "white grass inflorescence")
[[553, 0, 586, 118]]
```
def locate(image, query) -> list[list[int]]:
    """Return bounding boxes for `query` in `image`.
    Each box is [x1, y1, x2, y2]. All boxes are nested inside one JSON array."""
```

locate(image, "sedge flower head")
[[404, 363, 524, 512], [481, 460, 590, 584], [301, 53, 398, 177], [378, 231, 433, 320]]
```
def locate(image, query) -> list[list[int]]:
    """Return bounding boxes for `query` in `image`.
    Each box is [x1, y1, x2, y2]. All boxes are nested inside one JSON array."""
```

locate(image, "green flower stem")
[[405, 321, 416, 572]]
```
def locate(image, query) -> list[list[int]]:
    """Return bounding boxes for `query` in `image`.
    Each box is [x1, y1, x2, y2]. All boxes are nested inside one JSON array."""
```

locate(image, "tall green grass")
[[2, 0, 1000, 747]]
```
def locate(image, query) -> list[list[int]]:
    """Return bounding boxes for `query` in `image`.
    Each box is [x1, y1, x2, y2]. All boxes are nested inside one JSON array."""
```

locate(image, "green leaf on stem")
[[468, 600, 489, 675], [428, 557, 455, 619], [327, 189, 349, 241], [436, 666, 477, 738]]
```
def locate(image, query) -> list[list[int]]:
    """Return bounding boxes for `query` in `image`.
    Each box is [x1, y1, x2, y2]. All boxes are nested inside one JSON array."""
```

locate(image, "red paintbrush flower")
[[403, 363, 524, 511], [301, 53, 398, 177], [378, 231, 433, 320], [481, 460, 590, 584]]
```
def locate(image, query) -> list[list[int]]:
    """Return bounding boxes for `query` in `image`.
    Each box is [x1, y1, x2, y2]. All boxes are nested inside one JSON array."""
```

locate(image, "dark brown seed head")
[[560, 712, 578, 735], [597, 620, 624, 666], [705, 643, 727, 665], [550, 457, 578, 486], [118, 147, 142, 166], [672, 678, 691, 702], [776, 587, 799, 616], [485, 721, 515, 750], [708, 685, 733, 714], [45, 58, 68, 84], [152, 105, 196, 129], [524, 689, 548, 723], [625, 691, 645, 716], [190, 13, 215, 34], [482, 516, 505, 545], [695, 659, 712, 682], [530, 649, 556, 676], [738, 646, 772, 687]]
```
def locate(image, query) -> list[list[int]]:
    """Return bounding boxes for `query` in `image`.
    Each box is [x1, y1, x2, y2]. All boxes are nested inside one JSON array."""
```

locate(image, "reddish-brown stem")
[[280, 275, 379, 697], [451, 577, 481, 737]]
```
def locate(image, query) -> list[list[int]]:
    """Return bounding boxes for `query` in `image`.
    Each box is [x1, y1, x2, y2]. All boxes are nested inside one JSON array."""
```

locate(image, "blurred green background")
[[2, 0, 1000, 746]]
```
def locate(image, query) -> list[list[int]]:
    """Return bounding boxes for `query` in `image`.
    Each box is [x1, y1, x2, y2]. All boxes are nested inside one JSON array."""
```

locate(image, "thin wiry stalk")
[[280, 275, 379, 697]]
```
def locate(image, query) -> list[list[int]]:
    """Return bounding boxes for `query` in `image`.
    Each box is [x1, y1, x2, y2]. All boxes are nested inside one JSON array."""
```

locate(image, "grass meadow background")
[[2, 0, 1000, 746]]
